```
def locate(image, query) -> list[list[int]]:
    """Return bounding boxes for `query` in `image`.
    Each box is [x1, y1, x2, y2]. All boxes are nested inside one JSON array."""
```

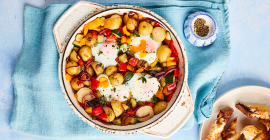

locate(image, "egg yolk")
[[98, 77, 109, 88], [130, 40, 147, 53], [130, 39, 156, 58]]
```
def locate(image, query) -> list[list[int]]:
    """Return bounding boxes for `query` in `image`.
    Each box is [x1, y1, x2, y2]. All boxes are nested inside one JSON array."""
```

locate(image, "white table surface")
[[0, 0, 270, 139]]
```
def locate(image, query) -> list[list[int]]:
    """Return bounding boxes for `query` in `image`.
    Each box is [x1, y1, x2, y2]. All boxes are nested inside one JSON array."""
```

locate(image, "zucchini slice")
[[75, 33, 84, 42], [166, 31, 172, 40], [112, 29, 123, 38], [112, 118, 122, 125], [72, 40, 81, 48], [97, 35, 104, 43], [165, 73, 174, 85], [124, 72, 134, 81]]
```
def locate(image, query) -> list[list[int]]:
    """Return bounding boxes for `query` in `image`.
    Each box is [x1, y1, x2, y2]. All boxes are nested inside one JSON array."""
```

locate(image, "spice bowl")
[[184, 11, 218, 47]]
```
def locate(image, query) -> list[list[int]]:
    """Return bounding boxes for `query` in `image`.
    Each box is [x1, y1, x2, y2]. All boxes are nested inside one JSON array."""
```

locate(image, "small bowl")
[[184, 11, 218, 47]]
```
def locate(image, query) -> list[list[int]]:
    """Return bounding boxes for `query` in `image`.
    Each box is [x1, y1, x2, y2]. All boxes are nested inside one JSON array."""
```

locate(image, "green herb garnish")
[[151, 94, 159, 104], [124, 96, 127, 99], [98, 51, 103, 56]]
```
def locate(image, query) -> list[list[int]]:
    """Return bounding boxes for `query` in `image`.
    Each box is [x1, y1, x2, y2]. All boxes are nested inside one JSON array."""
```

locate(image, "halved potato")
[[111, 100, 123, 117], [76, 88, 92, 103], [102, 107, 115, 122], [153, 101, 167, 115], [136, 106, 154, 122]]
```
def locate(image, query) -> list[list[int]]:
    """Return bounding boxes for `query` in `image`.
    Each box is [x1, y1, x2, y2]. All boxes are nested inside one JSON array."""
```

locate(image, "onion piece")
[[82, 92, 95, 105], [155, 71, 165, 78], [79, 72, 91, 81], [95, 63, 102, 69], [137, 114, 149, 118], [98, 28, 110, 35], [164, 67, 177, 77]]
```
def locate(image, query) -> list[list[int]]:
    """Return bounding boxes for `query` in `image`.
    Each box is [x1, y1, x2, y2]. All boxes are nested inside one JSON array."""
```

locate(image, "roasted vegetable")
[[66, 61, 81, 76], [152, 27, 166, 42], [79, 46, 92, 62], [156, 45, 172, 63], [138, 21, 153, 36], [91, 61, 104, 76], [105, 65, 118, 76], [153, 101, 167, 115], [111, 100, 124, 117], [109, 73, 124, 86]]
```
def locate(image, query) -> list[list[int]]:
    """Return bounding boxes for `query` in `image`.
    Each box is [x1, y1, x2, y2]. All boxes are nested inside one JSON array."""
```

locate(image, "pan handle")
[[142, 81, 194, 138], [53, 1, 105, 54]]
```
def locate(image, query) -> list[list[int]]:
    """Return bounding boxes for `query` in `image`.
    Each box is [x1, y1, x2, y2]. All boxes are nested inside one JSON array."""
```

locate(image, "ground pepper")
[[194, 18, 209, 37]]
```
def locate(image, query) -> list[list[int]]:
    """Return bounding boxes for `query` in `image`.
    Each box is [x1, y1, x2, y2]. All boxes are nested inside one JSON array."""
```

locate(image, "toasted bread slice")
[[222, 117, 239, 140], [206, 107, 234, 140], [239, 134, 247, 140], [254, 131, 270, 140], [260, 119, 270, 131], [227, 125, 263, 140], [236, 103, 270, 120]]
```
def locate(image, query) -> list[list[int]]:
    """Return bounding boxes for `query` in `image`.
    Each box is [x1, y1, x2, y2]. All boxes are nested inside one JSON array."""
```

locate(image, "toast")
[[206, 107, 234, 140], [236, 103, 270, 120], [260, 119, 270, 131], [227, 125, 263, 140], [222, 117, 239, 140], [254, 131, 270, 140]]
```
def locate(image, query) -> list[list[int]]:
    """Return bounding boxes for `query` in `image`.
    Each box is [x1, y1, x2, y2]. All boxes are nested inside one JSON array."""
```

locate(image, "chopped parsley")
[[92, 56, 95, 61], [99, 98, 108, 105], [138, 76, 147, 83], [111, 87, 116, 92], [117, 50, 124, 57], [131, 31, 140, 37], [109, 95, 111, 99], [107, 112, 110, 116], [150, 34, 153, 38], [112, 45, 115, 48], [151, 94, 159, 104], [94, 43, 98, 47], [158, 85, 161, 90], [98, 51, 103, 56], [124, 96, 127, 99]]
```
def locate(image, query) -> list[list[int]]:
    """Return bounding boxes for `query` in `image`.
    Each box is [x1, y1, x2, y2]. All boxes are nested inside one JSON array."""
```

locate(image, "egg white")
[[91, 40, 118, 68], [130, 35, 161, 64], [126, 73, 160, 101]]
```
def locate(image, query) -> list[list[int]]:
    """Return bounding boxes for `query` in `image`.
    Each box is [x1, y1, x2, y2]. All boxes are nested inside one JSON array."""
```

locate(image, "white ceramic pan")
[[53, 1, 194, 138]]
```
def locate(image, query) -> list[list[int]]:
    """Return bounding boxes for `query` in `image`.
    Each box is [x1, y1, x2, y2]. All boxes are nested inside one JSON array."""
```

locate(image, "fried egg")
[[129, 35, 161, 64], [92, 39, 118, 68], [97, 74, 130, 102], [126, 73, 160, 101]]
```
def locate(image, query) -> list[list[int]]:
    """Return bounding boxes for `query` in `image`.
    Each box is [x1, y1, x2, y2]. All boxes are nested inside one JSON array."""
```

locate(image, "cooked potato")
[[70, 50, 79, 62], [130, 98, 137, 108], [160, 77, 166, 87], [119, 53, 128, 63], [96, 90, 102, 99], [102, 107, 115, 122], [84, 32, 97, 47], [127, 18, 137, 31], [109, 14, 122, 30], [71, 77, 84, 91], [138, 101, 146, 106], [91, 61, 104, 76], [87, 65, 95, 76], [111, 100, 123, 117], [152, 27, 166, 42], [122, 104, 129, 110], [123, 14, 129, 24], [137, 60, 148, 69], [105, 65, 118, 76], [156, 45, 172, 63], [109, 73, 124, 86], [66, 61, 81, 75], [136, 106, 154, 122], [83, 80, 91, 87], [153, 101, 167, 115], [79, 46, 92, 62], [112, 118, 122, 125], [138, 21, 153, 36]]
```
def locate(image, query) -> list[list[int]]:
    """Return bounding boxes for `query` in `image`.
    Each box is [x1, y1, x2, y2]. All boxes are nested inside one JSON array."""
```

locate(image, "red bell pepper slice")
[[126, 108, 135, 116], [106, 34, 117, 39], [169, 40, 178, 56], [145, 101, 155, 108], [118, 63, 127, 72], [174, 69, 179, 77], [92, 106, 103, 116], [91, 77, 100, 90], [78, 60, 84, 66], [128, 57, 139, 66], [166, 94, 173, 102], [92, 31, 98, 39], [115, 57, 119, 63], [79, 102, 84, 107], [166, 82, 177, 92], [119, 26, 125, 35], [103, 29, 111, 36], [97, 112, 109, 122], [77, 80, 82, 86], [154, 22, 161, 27]]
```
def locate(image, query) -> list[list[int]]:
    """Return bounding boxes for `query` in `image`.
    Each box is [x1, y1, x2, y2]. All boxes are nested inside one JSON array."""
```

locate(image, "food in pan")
[[65, 11, 181, 125], [205, 107, 234, 140]]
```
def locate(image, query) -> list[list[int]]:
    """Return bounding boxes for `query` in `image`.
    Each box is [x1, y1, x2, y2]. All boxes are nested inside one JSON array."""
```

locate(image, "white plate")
[[199, 86, 270, 140]]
